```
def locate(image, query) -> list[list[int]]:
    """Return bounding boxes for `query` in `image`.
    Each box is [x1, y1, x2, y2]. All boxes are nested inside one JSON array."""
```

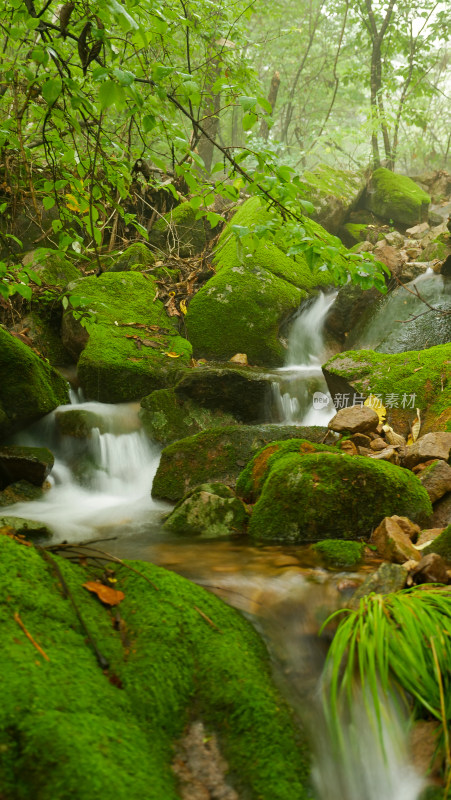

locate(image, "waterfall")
[[272, 291, 337, 426], [2, 399, 167, 541]]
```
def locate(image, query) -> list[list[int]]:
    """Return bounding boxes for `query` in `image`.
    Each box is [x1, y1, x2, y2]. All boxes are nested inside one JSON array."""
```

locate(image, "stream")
[[2, 290, 428, 799]]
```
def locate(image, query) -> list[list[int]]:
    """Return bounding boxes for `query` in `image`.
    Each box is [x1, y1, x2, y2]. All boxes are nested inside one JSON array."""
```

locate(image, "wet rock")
[[372, 242, 405, 275], [418, 459, 451, 503], [370, 517, 421, 564], [325, 284, 380, 343], [140, 388, 237, 446], [403, 433, 451, 470], [0, 446, 54, 489], [328, 405, 379, 434], [0, 480, 44, 507], [410, 553, 449, 585], [0, 327, 69, 439], [172, 720, 238, 800], [351, 562, 408, 605], [55, 408, 108, 438], [152, 425, 328, 502], [0, 515, 52, 538], [246, 451, 431, 544], [106, 242, 154, 272], [163, 483, 248, 538], [174, 365, 272, 422]]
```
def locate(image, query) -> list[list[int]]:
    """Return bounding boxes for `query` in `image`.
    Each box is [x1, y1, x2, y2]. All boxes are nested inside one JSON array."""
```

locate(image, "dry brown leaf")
[[141, 339, 160, 348], [83, 581, 125, 606]]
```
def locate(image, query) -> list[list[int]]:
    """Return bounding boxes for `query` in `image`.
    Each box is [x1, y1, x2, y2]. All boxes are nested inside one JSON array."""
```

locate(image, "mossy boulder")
[[140, 388, 236, 446], [163, 483, 248, 538], [297, 164, 366, 234], [175, 364, 272, 421], [322, 343, 451, 435], [312, 539, 365, 568], [421, 233, 451, 262], [0, 536, 310, 800], [61, 272, 192, 403], [364, 168, 430, 226], [0, 328, 69, 440], [185, 197, 340, 366], [0, 515, 52, 538], [0, 480, 43, 507], [0, 445, 54, 489], [424, 525, 451, 562], [247, 451, 432, 543], [152, 424, 328, 502], [236, 439, 335, 503], [55, 408, 108, 438], [107, 242, 155, 272], [149, 202, 206, 257], [27, 252, 81, 288]]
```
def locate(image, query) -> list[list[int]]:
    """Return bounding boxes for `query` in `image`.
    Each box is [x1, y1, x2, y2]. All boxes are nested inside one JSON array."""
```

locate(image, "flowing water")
[[272, 292, 338, 426], [1, 294, 426, 799]]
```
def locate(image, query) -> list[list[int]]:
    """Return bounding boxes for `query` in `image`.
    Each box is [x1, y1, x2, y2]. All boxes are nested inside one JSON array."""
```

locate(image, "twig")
[[45, 542, 159, 591], [14, 611, 50, 661], [193, 605, 223, 633], [395, 275, 451, 319]]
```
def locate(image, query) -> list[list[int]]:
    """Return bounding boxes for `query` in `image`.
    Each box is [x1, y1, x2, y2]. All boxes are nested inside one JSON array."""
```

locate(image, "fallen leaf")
[[364, 394, 386, 424], [127, 356, 142, 362], [229, 352, 248, 365], [83, 581, 125, 607], [163, 351, 181, 358], [141, 339, 160, 348], [180, 299, 188, 315]]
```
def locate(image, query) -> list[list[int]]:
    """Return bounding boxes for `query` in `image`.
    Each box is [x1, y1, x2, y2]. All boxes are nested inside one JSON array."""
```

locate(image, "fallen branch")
[[14, 611, 50, 661]]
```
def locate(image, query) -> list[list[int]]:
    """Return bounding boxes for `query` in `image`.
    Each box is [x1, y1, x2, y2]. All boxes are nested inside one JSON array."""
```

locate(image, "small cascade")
[[272, 291, 337, 426], [3, 399, 166, 541]]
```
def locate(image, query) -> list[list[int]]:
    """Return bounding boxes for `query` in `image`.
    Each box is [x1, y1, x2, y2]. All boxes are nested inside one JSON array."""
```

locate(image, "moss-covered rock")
[[61, 272, 192, 402], [149, 203, 206, 257], [107, 242, 155, 272], [247, 451, 432, 543], [174, 363, 273, 422], [55, 408, 108, 438], [322, 344, 451, 435], [0, 515, 52, 538], [185, 197, 341, 366], [140, 388, 236, 446], [421, 233, 451, 262], [364, 168, 430, 227], [0, 445, 54, 489], [0, 480, 43, 507], [423, 524, 451, 562], [0, 328, 69, 440], [312, 539, 365, 568], [163, 483, 248, 538], [0, 536, 310, 800], [28, 252, 81, 288], [152, 424, 328, 502], [297, 164, 366, 234], [236, 439, 335, 503]]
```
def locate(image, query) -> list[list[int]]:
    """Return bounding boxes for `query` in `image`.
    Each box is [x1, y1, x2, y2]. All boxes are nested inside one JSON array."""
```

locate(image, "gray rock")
[[418, 459, 451, 503], [404, 433, 451, 470], [405, 222, 430, 239], [163, 483, 248, 538], [431, 492, 451, 527], [351, 562, 408, 605], [175, 364, 272, 423], [328, 405, 379, 434], [385, 230, 405, 249]]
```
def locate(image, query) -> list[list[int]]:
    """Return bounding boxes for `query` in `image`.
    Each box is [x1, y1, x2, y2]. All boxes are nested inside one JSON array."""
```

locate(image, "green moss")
[[140, 388, 236, 446], [236, 438, 335, 503], [0, 515, 52, 538], [248, 451, 432, 543], [312, 539, 364, 568], [0, 481, 43, 507], [152, 424, 328, 502], [107, 242, 155, 272], [365, 168, 430, 226], [32, 253, 81, 288], [68, 273, 192, 402], [28, 309, 73, 366], [54, 408, 108, 438], [0, 327, 69, 440], [323, 343, 451, 433], [185, 197, 352, 366], [0, 536, 309, 799], [149, 203, 206, 257], [163, 483, 248, 538], [344, 223, 368, 243], [424, 525, 451, 562], [421, 235, 451, 262]]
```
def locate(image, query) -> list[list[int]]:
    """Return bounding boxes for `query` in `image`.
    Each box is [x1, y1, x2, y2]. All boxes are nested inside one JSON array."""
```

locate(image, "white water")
[[272, 292, 337, 426], [3, 399, 167, 540]]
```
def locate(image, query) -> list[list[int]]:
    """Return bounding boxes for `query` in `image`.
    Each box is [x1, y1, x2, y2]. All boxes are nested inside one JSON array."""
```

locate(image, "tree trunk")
[[259, 71, 280, 141]]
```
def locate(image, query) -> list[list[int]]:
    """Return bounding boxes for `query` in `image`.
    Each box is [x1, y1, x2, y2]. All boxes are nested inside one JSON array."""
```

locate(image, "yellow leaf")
[[229, 352, 248, 365], [65, 193, 89, 213], [364, 394, 386, 424], [163, 351, 181, 358], [180, 299, 187, 315], [83, 581, 125, 606], [411, 408, 421, 442]]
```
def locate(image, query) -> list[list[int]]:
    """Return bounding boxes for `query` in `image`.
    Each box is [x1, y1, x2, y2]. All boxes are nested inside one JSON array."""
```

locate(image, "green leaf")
[[206, 211, 223, 229], [142, 114, 156, 133], [242, 112, 258, 131], [239, 96, 257, 112], [257, 96, 272, 114], [113, 68, 135, 86], [98, 81, 125, 110], [13, 282, 32, 300], [42, 79, 62, 105], [43, 196, 55, 210], [152, 64, 175, 82]]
